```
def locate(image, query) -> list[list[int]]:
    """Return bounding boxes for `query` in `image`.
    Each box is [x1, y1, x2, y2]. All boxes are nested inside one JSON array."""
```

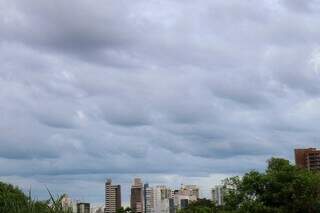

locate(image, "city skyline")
[[54, 177, 223, 210], [1, 0, 320, 206], [100, 177, 208, 211], [0, 151, 316, 211]]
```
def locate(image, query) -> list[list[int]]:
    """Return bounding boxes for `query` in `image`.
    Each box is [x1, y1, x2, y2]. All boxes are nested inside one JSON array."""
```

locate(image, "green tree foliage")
[[223, 158, 320, 213], [117, 207, 135, 213], [0, 181, 29, 212], [0, 181, 72, 213], [178, 198, 218, 213], [181, 158, 320, 213]]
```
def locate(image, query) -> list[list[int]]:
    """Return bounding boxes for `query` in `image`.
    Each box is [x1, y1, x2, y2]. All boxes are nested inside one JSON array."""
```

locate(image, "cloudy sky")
[[1, 0, 320, 206]]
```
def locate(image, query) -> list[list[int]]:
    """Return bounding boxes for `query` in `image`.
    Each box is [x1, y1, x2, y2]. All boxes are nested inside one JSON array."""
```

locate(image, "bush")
[[0, 181, 72, 213]]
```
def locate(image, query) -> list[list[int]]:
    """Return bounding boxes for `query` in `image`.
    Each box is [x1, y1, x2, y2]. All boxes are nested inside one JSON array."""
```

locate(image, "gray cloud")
[[1, 0, 320, 204]]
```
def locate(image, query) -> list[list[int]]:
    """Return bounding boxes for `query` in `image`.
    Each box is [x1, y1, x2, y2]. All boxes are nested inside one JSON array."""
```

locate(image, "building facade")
[[173, 193, 190, 210], [179, 185, 199, 201], [211, 185, 224, 206], [131, 178, 144, 213], [105, 179, 121, 213], [77, 203, 90, 213], [180, 199, 189, 209], [60, 194, 73, 212], [173, 185, 199, 210], [295, 148, 320, 171], [144, 184, 154, 213], [153, 185, 173, 213]]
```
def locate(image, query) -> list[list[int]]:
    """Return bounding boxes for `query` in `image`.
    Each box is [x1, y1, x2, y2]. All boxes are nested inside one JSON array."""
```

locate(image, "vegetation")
[[116, 206, 135, 213], [178, 198, 219, 213], [180, 158, 320, 213], [0, 181, 72, 213]]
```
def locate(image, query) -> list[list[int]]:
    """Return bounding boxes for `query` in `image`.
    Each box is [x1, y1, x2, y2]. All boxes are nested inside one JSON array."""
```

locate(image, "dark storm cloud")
[[1, 0, 320, 203]]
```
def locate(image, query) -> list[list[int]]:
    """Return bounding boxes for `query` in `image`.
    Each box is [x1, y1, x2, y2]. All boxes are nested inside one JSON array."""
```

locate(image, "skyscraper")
[[153, 185, 172, 213], [144, 183, 154, 213], [131, 178, 144, 213], [295, 148, 320, 171], [212, 185, 224, 206], [105, 179, 121, 213]]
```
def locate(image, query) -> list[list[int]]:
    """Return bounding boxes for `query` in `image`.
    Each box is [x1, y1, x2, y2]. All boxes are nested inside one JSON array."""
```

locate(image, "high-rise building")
[[211, 185, 224, 206], [173, 185, 199, 210], [295, 148, 320, 171], [77, 203, 90, 213], [131, 178, 144, 213], [179, 185, 199, 200], [144, 183, 154, 213], [153, 185, 172, 213], [105, 179, 121, 213]]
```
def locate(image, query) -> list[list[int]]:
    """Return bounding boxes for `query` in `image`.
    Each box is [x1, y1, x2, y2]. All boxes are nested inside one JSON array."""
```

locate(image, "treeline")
[[0, 181, 72, 213], [180, 158, 320, 213]]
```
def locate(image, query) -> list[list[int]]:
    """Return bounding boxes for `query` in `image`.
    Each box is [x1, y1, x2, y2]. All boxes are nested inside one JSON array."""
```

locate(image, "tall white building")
[[153, 185, 173, 213], [211, 185, 224, 206]]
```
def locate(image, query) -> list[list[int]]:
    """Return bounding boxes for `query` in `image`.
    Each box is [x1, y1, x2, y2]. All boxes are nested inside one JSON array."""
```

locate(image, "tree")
[[117, 207, 134, 213], [0, 181, 72, 213], [0, 181, 29, 212], [178, 198, 218, 213], [223, 158, 320, 213]]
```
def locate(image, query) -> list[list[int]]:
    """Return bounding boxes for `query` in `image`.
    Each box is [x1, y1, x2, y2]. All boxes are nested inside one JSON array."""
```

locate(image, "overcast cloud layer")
[[1, 0, 320, 205]]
